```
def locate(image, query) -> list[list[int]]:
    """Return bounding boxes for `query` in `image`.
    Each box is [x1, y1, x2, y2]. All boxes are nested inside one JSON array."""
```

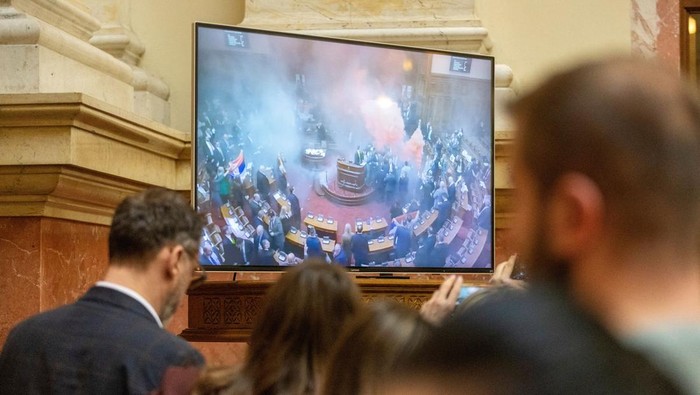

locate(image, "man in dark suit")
[[256, 167, 271, 200], [354, 145, 365, 165], [268, 210, 285, 251], [0, 188, 205, 394], [287, 186, 301, 229], [447, 176, 457, 203], [249, 193, 263, 218], [252, 224, 270, 264], [199, 240, 223, 266], [415, 227, 437, 266], [222, 225, 244, 265], [351, 224, 370, 266], [258, 239, 276, 266], [392, 219, 412, 259], [431, 234, 449, 268]]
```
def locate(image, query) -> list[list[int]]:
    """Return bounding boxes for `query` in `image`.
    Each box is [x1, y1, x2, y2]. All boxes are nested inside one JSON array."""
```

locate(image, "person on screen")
[[268, 210, 285, 251], [287, 186, 301, 230], [391, 218, 412, 259], [305, 225, 324, 260], [258, 239, 276, 266], [0, 188, 206, 394], [503, 57, 700, 393], [350, 223, 370, 267], [341, 223, 354, 266], [200, 240, 223, 266], [192, 261, 362, 395], [354, 145, 365, 165], [332, 243, 348, 266], [252, 224, 270, 264], [221, 225, 244, 265], [280, 206, 292, 235], [249, 193, 263, 218], [430, 234, 449, 268]]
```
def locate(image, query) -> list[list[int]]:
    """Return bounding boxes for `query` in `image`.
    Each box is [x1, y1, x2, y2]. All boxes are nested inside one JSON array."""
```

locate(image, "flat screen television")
[[193, 22, 494, 273]]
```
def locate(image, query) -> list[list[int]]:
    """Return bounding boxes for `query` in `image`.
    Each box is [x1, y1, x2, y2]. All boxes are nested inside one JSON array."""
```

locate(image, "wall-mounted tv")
[[193, 22, 494, 273]]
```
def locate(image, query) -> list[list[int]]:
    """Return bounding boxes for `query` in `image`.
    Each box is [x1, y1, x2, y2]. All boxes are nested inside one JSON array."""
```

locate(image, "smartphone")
[[456, 285, 484, 305], [510, 256, 528, 280]]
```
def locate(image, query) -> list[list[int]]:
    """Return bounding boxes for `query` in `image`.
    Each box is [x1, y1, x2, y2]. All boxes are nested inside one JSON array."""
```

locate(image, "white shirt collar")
[[95, 281, 164, 328]]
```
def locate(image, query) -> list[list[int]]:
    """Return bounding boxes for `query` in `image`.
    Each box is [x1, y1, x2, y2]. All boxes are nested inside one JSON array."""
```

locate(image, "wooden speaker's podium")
[[180, 273, 490, 342], [336, 159, 366, 192]]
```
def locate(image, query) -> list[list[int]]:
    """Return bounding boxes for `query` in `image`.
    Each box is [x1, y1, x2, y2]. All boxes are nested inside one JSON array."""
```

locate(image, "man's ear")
[[546, 173, 604, 258], [161, 245, 185, 280]]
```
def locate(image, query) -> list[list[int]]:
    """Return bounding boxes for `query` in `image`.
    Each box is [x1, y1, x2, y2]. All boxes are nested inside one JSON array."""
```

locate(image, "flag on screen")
[[229, 150, 246, 175]]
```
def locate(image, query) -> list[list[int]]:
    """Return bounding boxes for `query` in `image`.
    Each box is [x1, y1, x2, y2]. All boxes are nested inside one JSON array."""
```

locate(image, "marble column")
[[631, 0, 680, 69]]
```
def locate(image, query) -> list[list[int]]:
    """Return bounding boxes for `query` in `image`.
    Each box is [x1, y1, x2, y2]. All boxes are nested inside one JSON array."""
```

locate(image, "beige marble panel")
[[11, 0, 100, 42], [242, 0, 479, 29], [0, 93, 193, 224]]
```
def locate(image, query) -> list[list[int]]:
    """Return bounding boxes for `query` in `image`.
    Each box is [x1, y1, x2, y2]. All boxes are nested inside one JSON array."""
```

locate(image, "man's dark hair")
[[511, 58, 700, 246], [108, 188, 204, 267]]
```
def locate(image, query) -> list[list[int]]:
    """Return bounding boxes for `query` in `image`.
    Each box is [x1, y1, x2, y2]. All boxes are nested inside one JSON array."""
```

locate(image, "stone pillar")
[[0, 92, 191, 344], [1, 0, 170, 123], [0, 0, 189, 346]]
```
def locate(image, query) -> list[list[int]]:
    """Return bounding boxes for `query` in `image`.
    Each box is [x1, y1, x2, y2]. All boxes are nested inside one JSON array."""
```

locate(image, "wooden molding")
[[181, 276, 489, 342]]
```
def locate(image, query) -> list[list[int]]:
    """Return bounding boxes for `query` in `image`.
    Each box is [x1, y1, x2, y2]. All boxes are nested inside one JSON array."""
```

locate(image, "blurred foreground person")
[[321, 300, 431, 395], [388, 57, 700, 394], [384, 286, 681, 395], [0, 188, 207, 394], [507, 57, 700, 393], [193, 260, 362, 395]]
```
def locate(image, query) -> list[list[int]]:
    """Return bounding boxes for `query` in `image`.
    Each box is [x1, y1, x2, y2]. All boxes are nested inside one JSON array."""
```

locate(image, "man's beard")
[[522, 208, 572, 288], [160, 275, 189, 326]]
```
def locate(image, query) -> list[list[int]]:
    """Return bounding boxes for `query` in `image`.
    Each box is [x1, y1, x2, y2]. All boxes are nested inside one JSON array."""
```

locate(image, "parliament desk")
[[285, 229, 336, 254], [368, 236, 395, 253], [337, 159, 366, 192], [273, 191, 291, 214], [224, 218, 254, 240], [438, 216, 464, 246], [366, 235, 395, 263], [355, 217, 389, 235], [412, 209, 438, 237], [303, 213, 338, 239], [273, 250, 302, 266]]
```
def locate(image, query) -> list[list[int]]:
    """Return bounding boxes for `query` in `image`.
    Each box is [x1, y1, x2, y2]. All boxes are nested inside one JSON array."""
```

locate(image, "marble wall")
[[632, 0, 680, 68], [0, 217, 108, 343]]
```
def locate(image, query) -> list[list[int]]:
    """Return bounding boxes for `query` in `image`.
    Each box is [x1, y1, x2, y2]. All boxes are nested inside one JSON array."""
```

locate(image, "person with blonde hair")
[[341, 223, 353, 265]]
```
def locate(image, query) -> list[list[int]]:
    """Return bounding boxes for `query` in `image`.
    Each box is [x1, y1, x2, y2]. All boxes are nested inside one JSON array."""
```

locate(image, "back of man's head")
[[109, 188, 204, 268], [511, 57, 700, 247]]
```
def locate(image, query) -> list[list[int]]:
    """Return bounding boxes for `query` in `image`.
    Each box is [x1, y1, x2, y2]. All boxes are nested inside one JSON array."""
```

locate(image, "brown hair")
[[108, 188, 204, 267], [321, 299, 432, 395], [511, 57, 700, 246], [231, 260, 362, 395]]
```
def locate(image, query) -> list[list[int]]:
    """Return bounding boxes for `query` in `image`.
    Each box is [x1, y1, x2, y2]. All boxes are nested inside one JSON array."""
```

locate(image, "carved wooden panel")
[[181, 276, 488, 342]]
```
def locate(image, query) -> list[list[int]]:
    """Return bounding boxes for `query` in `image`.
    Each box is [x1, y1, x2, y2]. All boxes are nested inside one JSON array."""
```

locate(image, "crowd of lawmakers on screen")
[[2, 57, 699, 395], [194, 99, 492, 269]]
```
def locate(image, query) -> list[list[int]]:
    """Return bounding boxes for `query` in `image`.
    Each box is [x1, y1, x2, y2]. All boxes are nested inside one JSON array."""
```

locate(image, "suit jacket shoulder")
[[0, 286, 204, 395]]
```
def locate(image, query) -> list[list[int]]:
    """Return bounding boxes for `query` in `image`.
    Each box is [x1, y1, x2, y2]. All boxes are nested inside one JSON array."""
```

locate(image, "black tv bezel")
[[192, 21, 495, 274]]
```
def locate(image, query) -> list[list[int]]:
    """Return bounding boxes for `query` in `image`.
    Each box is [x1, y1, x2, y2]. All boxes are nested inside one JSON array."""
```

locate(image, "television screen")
[[193, 22, 494, 273]]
